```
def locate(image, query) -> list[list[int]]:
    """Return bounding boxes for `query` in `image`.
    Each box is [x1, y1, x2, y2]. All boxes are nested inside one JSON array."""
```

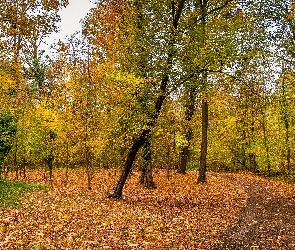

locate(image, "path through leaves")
[[211, 172, 295, 250]]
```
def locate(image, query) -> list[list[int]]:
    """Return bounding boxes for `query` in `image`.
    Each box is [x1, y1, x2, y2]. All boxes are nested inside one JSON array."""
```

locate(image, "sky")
[[42, 0, 95, 50]]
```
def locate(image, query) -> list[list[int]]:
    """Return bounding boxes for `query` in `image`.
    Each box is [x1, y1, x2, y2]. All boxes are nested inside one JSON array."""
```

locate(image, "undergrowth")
[[0, 177, 47, 208]]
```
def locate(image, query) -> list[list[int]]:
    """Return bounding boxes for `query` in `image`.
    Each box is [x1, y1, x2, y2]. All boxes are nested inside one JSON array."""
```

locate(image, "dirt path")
[[211, 173, 295, 250]]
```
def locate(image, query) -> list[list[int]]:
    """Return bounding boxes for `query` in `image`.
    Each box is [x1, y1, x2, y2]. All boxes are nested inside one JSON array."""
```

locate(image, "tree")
[[0, 111, 17, 176], [106, 0, 187, 199], [0, 0, 69, 63]]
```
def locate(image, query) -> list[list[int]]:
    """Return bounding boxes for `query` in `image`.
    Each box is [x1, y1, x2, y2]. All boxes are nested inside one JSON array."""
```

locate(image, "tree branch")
[[183, 0, 235, 32]]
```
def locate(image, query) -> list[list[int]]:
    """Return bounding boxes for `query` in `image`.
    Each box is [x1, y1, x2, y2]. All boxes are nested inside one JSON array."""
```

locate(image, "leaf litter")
[[3, 169, 294, 249]]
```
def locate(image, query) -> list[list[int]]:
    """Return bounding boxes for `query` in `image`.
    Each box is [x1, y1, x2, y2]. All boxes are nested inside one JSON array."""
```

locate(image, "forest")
[[0, 0, 295, 249]]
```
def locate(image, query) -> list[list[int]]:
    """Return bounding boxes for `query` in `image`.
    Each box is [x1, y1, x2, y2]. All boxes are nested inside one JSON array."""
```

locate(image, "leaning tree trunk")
[[108, 129, 151, 199], [108, 0, 186, 200], [140, 137, 156, 188]]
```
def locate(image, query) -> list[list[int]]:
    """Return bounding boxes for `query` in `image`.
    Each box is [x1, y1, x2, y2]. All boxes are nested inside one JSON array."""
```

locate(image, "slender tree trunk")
[[21, 158, 26, 179], [249, 118, 258, 172], [0, 163, 2, 177], [48, 151, 53, 182], [23, 163, 26, 179], [283, 117, 291, 174], [85, 120, 93, 190], [198, 99, 208, 183], [197, 0, 208, 183], [280, 76, 291, 174], [65, 141, 69, 184], [166, 144, 171, 180], [14, 141, 18, 180], [140, 163, 156, 188], [262, 122, 271, 175], [262, 112, 271, 176], [240, 107, 248, 169], [43, 160, 47, 181], [86, 148, 94, 191]]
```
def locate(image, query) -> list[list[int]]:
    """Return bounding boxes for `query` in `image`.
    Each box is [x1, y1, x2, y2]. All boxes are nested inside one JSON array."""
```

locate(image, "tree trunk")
[[262, 113, 271, 176], [140, 163, 156, 189], [178, 86, 195, 174], [48, 151, 54, 182], [85, 135, 94, 190], [140, 138, 156, 188], [21, 158, 26, 179], [108, 129, 150, 199], [65, 141, 69, 184], [197, 0, 208, 183], [198, 99, 208, 183], [281, 77, 291, 174], [14, 141, 18, 180], [249, 152, 258, 173], [179, 145, 189, 174]]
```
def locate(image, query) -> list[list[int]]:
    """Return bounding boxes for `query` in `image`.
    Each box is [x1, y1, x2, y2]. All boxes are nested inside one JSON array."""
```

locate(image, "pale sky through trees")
[[42, 0, 95, 49]]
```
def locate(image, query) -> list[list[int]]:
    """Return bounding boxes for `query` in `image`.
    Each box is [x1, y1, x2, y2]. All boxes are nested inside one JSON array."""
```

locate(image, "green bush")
[[187, 161, 199, 171], [0, 111, 17, 175]]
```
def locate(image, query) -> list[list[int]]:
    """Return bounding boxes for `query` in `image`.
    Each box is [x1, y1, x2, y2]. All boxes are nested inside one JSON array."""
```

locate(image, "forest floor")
[[0, 169, 295, 249], [211, 172, 295, 250]]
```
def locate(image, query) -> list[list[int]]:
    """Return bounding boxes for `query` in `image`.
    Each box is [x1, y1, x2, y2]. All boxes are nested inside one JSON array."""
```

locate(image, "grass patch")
[[0, 177, 47, 208]]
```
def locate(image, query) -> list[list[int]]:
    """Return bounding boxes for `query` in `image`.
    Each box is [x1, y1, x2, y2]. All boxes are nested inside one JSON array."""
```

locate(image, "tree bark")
[[48, 151, 54, 182], [179, 145, 189, 174], [178, 85, 196, 174], [197, 0, 208, 183], [262, 116, 271, 176], [198, 99, 208, 183], [140, 137, 156, 188], [140, 163, 156, 189], [281, 78, 291, 174], [108, 129, 150, 199], [14, 141, 18, 180]]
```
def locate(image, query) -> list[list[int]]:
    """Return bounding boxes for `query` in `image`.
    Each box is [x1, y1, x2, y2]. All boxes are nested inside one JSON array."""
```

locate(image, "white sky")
[[42, 0, 95, 50]]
